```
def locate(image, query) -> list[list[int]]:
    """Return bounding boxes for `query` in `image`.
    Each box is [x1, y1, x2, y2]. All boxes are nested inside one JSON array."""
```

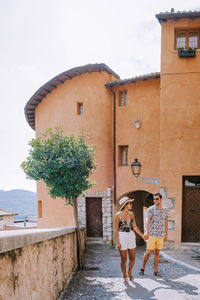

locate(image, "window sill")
[[172, 49, 200, 52]]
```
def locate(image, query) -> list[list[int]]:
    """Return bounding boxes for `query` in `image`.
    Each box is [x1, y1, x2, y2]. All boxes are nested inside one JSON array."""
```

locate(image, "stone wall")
[[0, 227, 85, 300], [160, 187, 176, 249]]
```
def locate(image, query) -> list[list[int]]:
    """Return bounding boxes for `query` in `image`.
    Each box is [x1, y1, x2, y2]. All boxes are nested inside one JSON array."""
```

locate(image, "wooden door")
[[182, 177, 200, 242], [86, 197, 103, 237]]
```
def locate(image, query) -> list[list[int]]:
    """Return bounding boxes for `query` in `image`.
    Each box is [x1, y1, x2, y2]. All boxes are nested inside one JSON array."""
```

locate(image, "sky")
[[0, 0, 200, 192]]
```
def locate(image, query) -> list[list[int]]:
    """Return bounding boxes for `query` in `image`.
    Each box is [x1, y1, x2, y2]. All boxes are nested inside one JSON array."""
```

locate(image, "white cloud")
[[0, 0, 200, 191]]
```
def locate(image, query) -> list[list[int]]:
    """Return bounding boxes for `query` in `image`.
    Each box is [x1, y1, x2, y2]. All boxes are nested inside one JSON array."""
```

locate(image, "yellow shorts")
[[147, 236, 164, 250]]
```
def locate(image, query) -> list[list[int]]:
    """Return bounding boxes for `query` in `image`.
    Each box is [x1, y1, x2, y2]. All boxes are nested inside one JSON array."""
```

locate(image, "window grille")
[[119, 91, 127, 106], [119, 146, 128, 166]]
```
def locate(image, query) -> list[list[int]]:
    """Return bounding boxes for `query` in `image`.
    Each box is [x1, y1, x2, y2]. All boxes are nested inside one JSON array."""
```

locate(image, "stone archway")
[[127, 190, 154, 245]]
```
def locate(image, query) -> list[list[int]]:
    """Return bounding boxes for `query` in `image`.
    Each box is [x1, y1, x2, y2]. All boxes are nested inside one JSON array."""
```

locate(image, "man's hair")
[[153, 192, 162, 198]]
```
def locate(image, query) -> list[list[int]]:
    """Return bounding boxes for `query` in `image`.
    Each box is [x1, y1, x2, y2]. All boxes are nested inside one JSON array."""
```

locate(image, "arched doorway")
[[127, 190, 154, 245]]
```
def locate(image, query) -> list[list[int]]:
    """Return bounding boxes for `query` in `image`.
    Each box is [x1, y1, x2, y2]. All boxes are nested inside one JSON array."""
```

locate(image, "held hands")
[[143, 234, 149, 241], [164, 236, 167, 242]]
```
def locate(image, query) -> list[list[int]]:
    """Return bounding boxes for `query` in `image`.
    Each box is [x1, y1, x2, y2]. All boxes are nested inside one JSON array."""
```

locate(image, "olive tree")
[[21, 127, 96, 269]]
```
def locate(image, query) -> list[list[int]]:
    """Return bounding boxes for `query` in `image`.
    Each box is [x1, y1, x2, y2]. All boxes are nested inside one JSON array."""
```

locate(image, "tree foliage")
[[21, 127, 96, 204]]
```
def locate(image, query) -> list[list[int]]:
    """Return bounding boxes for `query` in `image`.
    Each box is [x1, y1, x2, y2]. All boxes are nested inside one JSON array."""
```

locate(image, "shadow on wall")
[[127, 190, 153, 246]]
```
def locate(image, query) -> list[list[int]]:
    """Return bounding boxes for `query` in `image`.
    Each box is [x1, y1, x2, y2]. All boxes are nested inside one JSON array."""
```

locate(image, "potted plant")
[[178, 47, 196, 58]]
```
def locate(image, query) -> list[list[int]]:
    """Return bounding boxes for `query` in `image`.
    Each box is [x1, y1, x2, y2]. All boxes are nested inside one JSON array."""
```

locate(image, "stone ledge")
[[0, 226, 85, 254]]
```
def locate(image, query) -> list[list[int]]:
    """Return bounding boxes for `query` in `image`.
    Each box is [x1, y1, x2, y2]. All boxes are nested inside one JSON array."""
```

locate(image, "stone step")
[[86, 237, 104, 245], [179, 242, 200, 251]]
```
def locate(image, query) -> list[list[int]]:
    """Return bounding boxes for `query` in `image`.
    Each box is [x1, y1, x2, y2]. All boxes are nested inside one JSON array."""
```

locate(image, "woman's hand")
[[117, 241, 121, 250], [142, 234, 147, 241], [144, 234, 149, 241]]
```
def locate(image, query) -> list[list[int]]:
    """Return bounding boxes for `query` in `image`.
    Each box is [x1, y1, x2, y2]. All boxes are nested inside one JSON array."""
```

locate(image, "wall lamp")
[[131, 158, 142, 178]]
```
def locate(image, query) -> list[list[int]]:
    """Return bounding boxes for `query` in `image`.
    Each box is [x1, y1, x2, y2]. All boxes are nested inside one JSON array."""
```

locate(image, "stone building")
[[25, 9, 200, 248], [0, 209, 18, 230]]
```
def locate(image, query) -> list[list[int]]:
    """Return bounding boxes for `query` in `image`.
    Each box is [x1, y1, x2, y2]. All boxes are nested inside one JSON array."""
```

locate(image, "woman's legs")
[[127, 248, 136, 277], [119, 250, 127, 278]]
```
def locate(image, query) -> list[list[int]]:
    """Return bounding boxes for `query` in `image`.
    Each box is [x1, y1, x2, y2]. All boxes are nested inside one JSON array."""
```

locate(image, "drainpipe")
[[107, 86, 117, 205]]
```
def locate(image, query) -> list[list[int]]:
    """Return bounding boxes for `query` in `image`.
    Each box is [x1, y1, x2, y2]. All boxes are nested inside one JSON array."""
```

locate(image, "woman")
[[115, 196, 146, 284]]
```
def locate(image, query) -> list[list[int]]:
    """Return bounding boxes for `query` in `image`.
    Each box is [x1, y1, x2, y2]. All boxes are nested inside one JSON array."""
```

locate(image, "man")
[[139, 192, 168, 277]]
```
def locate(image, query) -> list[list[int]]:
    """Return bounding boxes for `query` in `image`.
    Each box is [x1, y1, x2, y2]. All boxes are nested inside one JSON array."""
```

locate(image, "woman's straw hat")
[[119, 196, 134, 210]]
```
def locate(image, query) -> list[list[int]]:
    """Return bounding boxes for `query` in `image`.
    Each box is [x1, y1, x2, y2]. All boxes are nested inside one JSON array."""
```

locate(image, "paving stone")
[[58, 245, 200, 300], [162, 249, 200, 270]]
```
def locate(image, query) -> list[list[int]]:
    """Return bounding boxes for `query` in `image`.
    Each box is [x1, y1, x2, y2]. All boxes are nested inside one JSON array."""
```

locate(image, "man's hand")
[[164, 236, 167, 242], [144, 234, 149, 241]]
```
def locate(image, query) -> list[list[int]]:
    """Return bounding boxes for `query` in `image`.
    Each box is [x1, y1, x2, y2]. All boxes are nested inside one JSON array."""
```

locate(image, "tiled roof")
[[0, 209, 18, 216], [106, 72, 160, 87], [156, 8, 200, 22], [24, 63, 120, 130]]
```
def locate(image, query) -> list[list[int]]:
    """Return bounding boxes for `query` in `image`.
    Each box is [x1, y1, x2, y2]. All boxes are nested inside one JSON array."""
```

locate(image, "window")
[[119, 146, 128, 166], [189, 32, 198, 48], [184, 177, 200, 187], [0, 216, 3, 220], [175, 30, 200, 49], [77, 103, 83, 115], [176, 32, 186, 48], [38, 200, 42, 218], [119, 90, 127, 106]]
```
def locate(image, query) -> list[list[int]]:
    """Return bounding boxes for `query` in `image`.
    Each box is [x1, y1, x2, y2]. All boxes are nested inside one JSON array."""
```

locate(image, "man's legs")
[[153, 237, 164, 276], [141, 249, 153, 271], [140, 237, 164, 276], [154, 249, 160, 273], [139, 236, 155, 275]]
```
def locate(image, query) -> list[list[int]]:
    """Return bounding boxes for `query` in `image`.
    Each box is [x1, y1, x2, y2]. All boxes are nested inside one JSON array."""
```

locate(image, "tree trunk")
[[72, 196, 85, 270]]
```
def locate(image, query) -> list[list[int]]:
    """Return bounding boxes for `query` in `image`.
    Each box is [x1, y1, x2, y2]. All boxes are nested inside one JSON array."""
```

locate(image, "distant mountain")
[[0, 189, 36, 220]]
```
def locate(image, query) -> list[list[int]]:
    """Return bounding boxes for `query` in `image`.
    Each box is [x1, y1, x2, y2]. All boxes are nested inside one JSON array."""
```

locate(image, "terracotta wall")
[[160, 17, 200, 246], [35, 71, 115, 227], [114, 78, 160, 200]]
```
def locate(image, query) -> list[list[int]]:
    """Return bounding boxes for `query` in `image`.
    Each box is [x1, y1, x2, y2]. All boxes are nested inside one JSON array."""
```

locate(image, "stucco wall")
[[160, 17, 200, 247], [36, 71, 115, 228], [115, 78, 160, 198], [0, 227, 85, 300]]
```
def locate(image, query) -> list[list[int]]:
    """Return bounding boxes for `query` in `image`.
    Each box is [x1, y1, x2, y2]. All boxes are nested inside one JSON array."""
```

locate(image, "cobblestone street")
[[58, 245, 200, 300]]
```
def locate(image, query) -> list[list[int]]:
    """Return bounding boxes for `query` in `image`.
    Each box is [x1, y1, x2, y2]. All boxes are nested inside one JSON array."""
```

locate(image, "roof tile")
[[156, 9, 200, 22]]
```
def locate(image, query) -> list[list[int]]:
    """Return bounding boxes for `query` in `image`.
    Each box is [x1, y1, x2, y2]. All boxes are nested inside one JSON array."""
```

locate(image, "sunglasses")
[[153, 198, 159, 200]]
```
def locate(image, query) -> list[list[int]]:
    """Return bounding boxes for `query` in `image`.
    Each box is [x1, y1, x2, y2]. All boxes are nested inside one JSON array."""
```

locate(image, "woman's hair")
[[121, 201, 129, 211]]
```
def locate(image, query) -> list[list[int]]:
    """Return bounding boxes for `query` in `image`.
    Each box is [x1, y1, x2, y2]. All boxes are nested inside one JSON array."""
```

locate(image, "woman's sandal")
[[123, 277, 129, 284], [127, 272, 134, 281], [154, 271, 162, 277]]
